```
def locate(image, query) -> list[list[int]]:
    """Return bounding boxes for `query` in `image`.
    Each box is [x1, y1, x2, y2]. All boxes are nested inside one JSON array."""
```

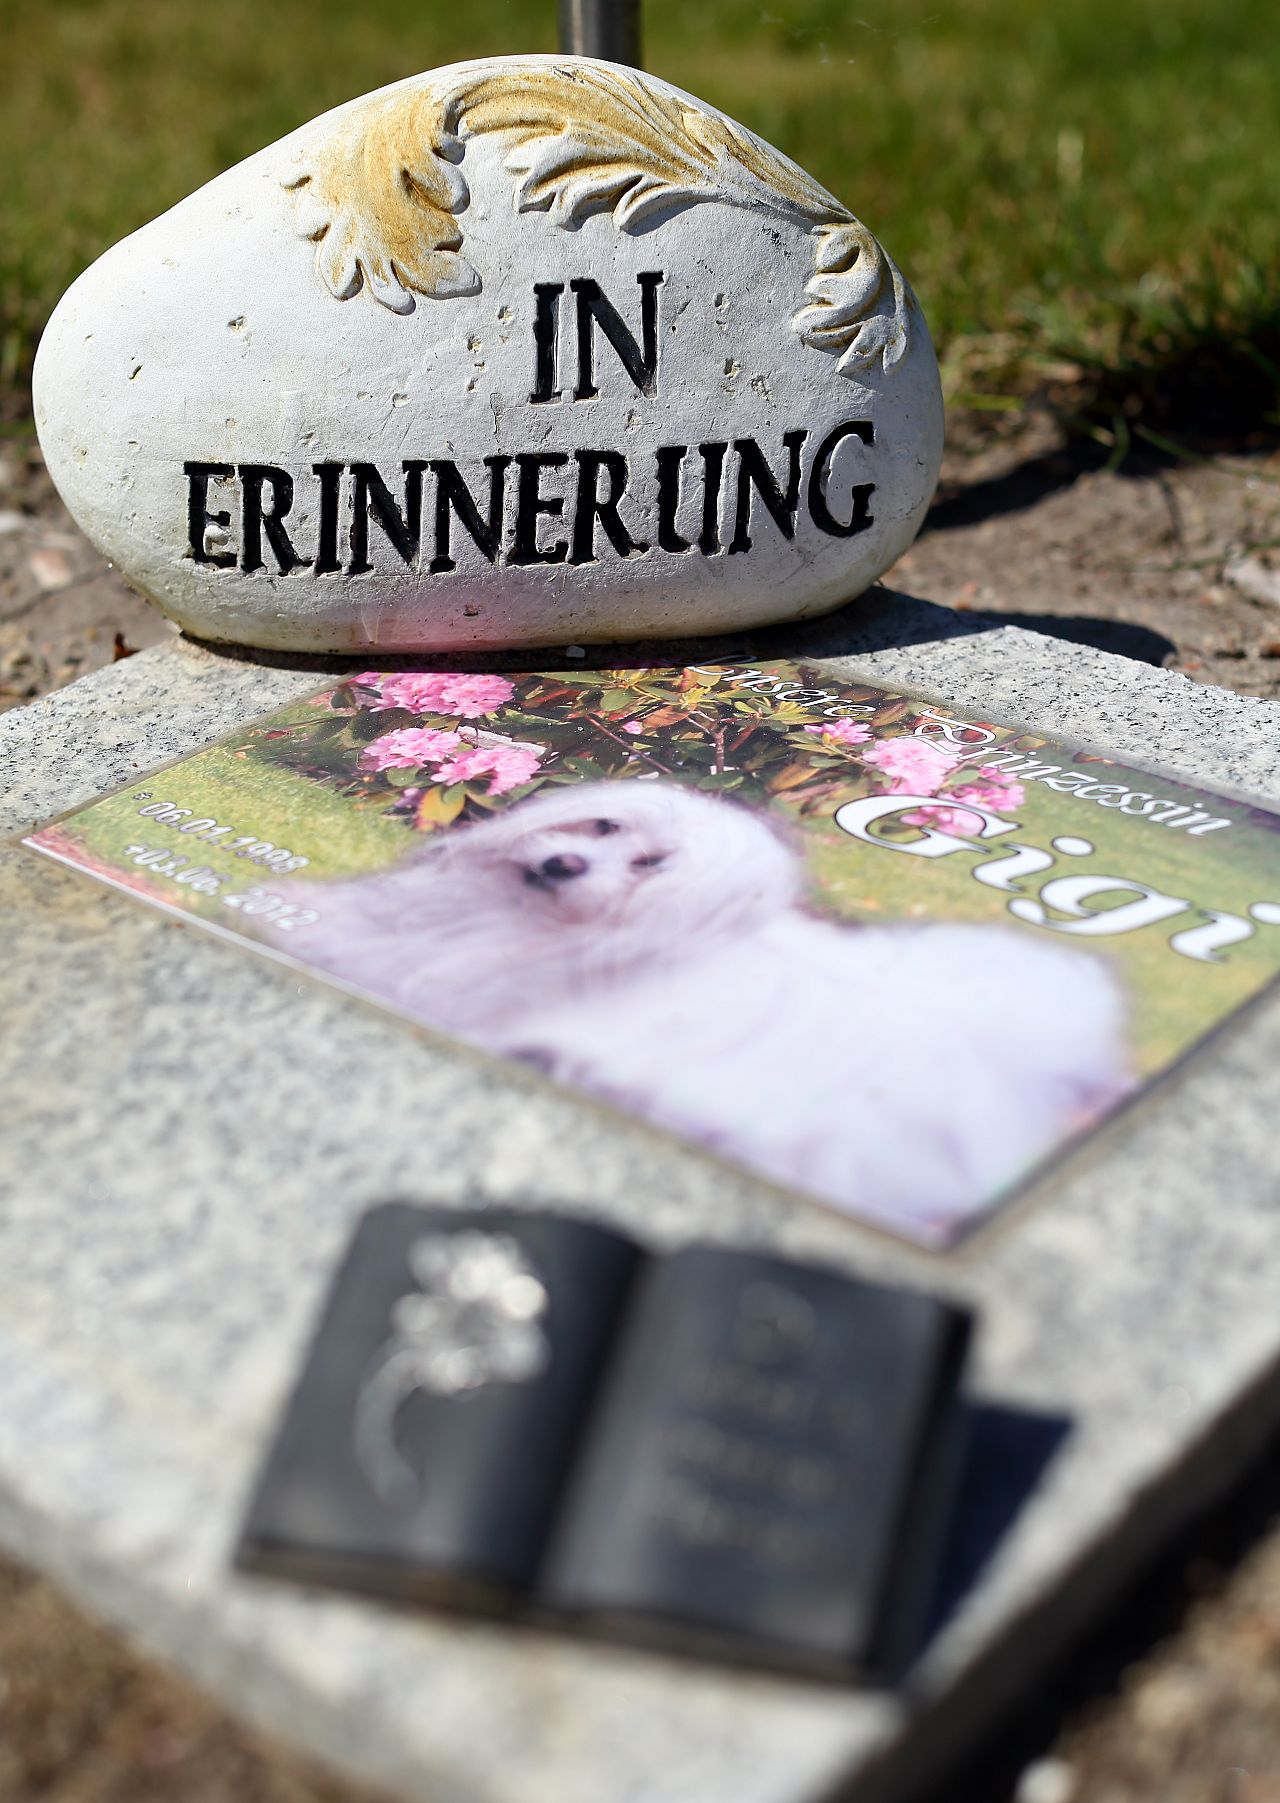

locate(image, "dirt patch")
[[894, 416, 1280, 701], [0, 443, 175, 712], [0, 1560, 388, 1803], [1045, 1513, 1280, 1803]]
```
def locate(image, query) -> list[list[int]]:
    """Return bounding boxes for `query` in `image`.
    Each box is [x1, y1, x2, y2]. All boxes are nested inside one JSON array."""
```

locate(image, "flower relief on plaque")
[[33, 57, 944, 651], [354, 1229, 551, 1507]]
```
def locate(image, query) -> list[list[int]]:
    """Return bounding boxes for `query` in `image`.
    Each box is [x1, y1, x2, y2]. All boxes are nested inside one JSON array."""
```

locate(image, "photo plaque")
[[23, 659, 1280, 1246]]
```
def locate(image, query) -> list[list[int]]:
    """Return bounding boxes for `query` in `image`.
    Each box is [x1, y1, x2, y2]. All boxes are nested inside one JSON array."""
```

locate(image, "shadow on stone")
[[183, 588, 1174, 682], [180, 587, 1003, 680], [928, 1404, 1073, 1642], [988, 613, 1176, 667]]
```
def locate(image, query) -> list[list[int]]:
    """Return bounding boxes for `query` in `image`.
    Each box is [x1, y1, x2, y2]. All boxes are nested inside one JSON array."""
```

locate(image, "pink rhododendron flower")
[[950, 773, 1027, 812], [803, 717, 872, 746], [901, 802, 988, 835], [900, 772, 1027, 837], [357, 671, 516, 718], [861, 737, 960, 795], [359, 727, 463, 772], [432, 742, 544, 796]]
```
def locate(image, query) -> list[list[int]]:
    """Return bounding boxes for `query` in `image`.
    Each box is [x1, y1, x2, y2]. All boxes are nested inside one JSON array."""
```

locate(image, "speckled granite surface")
[[3, 591, 1280, 1803]]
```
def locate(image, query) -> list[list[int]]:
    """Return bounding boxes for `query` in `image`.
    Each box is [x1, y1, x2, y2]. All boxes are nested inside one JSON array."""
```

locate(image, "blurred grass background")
[[2, 0, 1278, 444]]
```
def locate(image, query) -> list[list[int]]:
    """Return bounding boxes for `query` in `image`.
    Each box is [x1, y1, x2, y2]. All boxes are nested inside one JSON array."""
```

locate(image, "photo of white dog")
[[285, 779, 1132, 1240]]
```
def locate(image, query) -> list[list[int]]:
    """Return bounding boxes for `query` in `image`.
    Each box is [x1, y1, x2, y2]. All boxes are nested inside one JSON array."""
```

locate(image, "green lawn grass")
[[3, 0, 1279, 430]]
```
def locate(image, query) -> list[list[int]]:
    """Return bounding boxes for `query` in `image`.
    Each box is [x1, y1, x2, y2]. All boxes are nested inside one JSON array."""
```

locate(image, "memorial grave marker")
[[9, 14, 1280, 1803], [4, 604, 1280, 1803], [32, 56, 944, 651]]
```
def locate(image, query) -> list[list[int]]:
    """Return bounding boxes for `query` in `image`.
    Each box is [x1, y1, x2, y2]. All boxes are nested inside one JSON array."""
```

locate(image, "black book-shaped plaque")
[[238, 1206, 972, 1677], [238, 1205, 641, 1608], [540, 1244, 971, 1677]]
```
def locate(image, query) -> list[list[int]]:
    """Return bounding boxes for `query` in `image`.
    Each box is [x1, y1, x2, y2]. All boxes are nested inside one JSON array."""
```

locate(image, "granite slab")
[[3, 590, 1280, 1803]]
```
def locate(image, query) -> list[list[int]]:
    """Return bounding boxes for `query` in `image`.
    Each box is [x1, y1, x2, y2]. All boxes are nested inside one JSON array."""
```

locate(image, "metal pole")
[[558, 0, 642, 67]]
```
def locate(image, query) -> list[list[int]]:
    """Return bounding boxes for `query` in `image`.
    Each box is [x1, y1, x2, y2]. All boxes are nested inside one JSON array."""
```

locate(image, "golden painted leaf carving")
[[450, 62, 845, 231], [792, 222, 912, 373], [283, 90, 479, 311], [282, 61, 912, 373]]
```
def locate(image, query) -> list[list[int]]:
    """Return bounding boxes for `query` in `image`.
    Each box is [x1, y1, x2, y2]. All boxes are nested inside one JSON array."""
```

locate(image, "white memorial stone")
[[32, 55, 944, 652]]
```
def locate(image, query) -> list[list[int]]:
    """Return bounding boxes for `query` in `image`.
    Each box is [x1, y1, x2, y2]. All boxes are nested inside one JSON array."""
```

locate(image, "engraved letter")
[[530, 283, 564, 403], [240, 464, 305, 574], [312, 462, 344, 574], [570, 450, 647, 565], [729, 431, 807, 554], [571, 273, 664, 400], [185, 461, 236, 568], [698, 442, 727, 556], [511, 452, 570, 565], [1008, 875, 1190, 936], [655, 445, 692, 554], [970, 842, 1058, 892], [834, 794, 1019, 857], [349, 462, 425, 574], [912, 707, 997, 751], [1168, 910, 1256, 963], [808, 420, 875, 538], [429, 457, 511, 573]]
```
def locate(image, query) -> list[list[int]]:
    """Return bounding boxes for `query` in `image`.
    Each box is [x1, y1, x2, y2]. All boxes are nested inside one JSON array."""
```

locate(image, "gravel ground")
[[5, 419, 1280, 1803], [898, 416, 1280, 701]]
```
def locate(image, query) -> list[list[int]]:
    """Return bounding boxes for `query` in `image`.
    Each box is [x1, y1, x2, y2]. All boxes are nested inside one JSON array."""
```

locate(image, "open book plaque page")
[[24, 661, 1280, 1246], [236, 1205, 973, 1679]]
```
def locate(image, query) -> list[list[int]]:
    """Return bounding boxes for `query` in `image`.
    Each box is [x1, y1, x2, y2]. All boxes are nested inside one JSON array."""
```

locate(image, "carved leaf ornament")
[[284, 61, 911, 376]]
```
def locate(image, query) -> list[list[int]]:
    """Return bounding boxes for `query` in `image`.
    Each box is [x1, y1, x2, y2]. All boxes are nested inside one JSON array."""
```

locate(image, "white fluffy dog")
[[286, 779, 1131, 1240]]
